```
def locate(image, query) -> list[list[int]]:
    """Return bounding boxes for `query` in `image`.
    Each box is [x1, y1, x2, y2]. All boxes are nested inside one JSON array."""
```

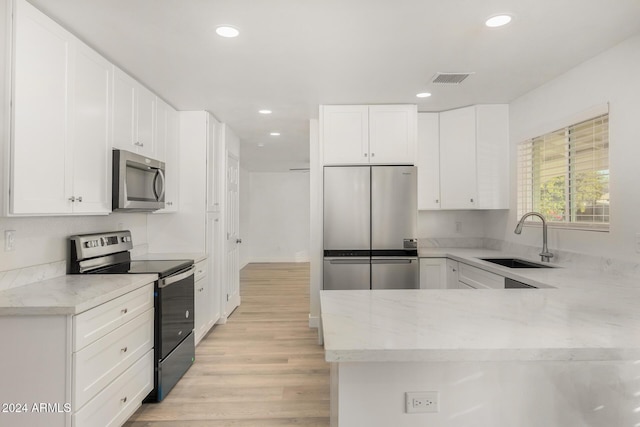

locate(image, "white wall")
[[418, 210, 489, 240], [248, 172, 310, 263], [239, 166, 251, 268], [486, 33, 640, 263], [0, 213, 147, 272]]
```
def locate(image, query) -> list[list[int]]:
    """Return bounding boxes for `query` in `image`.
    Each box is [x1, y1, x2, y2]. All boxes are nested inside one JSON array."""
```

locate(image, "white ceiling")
[[27, 0, 640, 172]]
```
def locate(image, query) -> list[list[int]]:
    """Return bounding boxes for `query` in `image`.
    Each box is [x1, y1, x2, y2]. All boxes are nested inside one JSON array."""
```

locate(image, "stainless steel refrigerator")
[[323, 166, 418, 290]]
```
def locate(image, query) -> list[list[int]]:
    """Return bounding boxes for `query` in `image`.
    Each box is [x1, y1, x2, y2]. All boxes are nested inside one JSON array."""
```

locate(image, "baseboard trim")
[[249, 257, 311, 263], [308, 314, 320, 329]]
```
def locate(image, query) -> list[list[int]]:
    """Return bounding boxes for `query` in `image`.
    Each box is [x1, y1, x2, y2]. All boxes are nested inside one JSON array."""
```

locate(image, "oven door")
[[113, 149, 165, 212], [157, 265, 195, 359]]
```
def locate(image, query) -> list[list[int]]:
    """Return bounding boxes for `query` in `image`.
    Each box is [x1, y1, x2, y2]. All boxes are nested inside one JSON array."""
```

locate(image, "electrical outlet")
[[406, 391, 439, 413], [455, 221, 462, 233], [5, 230, 16, 251]]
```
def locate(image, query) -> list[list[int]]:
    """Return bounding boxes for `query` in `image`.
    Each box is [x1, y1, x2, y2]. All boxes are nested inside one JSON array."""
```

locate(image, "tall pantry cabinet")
[[147, 111, 240, 345]]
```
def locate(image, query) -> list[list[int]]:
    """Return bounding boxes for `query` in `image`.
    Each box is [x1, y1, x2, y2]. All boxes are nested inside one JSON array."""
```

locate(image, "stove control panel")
[[70, 230, 134, 261]]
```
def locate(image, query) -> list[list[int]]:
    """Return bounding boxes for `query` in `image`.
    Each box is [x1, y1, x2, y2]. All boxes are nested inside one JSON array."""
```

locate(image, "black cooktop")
[[89, 259, 193, 278]]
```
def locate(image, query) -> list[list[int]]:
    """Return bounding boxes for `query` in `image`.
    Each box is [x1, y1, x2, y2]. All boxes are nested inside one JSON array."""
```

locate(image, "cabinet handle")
[[364, 153, 368, 157], [452, 268, 457, 272], [470, 198, 474, 203], [371, 152, 375, 157], [435, 199, 439, 203], [121, 346, 128, 353], [121, 397, 127, 404], [77, 196, 82, 203], [68, 196, 75, 202], [121, 308, 128, 314], [135, 141, 144, 147], [167, 202, 172, 206]]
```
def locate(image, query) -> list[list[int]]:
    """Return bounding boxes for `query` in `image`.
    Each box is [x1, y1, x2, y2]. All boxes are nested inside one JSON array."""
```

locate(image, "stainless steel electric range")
[[68, 230, 195, 402]]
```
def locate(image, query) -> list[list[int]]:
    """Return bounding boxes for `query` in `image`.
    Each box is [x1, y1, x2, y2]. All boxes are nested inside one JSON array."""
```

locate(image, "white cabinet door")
[[194, 275, 209, 345], [136, 85, 156, 157], [368, 105, 416, 164], [476, 105, 509, 209], [321, 105, 369, 164], [112, 67, 156, 157], [70, 43, 112, 214], [419, 258, 447, 289], [417, 112, 441, 210], [112, 67, 137, 152], [446, 259, 459, 289], [440, 106, 477, 209], [155, 98, 168, 163], [207, 213, 222, 327], [11, 0, 72, 214], [207, 114, 222, 212], [154, 99, 179, 212]]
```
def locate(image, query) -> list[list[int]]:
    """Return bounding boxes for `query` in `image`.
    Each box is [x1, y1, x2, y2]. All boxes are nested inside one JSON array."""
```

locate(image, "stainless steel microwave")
[[112, 149, 165, 212]]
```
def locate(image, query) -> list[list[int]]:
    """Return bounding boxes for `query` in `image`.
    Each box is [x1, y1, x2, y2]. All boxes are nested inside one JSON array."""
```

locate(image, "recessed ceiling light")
[[258, 143, 265, 147], [485, 14, 512, 28], [258, 109, 272, 114], [416, 92, 432, 98], [216, 25, 240, 38], [270, 132, 280, 136]]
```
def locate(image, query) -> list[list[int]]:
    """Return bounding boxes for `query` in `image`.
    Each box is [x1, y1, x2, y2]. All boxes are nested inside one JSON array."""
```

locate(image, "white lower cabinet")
[[457, 262, 504, 289], [72, 350, 153, 427], [194, 259, 210, 345], [419, 258, 447, 289], [0, 282, 154, 427], [446, 259, 459, 289]]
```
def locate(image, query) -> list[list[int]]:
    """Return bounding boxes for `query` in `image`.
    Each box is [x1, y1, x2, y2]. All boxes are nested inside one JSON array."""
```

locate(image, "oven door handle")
[[158, 265, 196, 288]]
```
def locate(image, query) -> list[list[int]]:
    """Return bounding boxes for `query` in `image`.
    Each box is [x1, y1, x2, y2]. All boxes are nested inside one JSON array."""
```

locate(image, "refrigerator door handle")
[[371, 259, 414, 264], [326, 258, 371, 264]]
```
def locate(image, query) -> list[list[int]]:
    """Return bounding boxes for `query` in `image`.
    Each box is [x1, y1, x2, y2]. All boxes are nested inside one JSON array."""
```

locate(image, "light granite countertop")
[[320, 248, 640, 363], [0, 273, 157, 316]]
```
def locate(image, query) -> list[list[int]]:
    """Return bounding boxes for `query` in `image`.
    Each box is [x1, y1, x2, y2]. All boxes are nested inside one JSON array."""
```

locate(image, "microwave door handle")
[[152, 168, 165, 201]]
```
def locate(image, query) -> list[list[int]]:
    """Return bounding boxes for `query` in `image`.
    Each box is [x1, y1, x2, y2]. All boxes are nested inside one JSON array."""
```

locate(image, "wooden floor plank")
[[124, 262, 329, 426]]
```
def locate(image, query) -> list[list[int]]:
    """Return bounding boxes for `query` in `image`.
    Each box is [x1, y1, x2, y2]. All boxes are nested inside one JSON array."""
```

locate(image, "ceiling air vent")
[[431, 72, 473, 85]]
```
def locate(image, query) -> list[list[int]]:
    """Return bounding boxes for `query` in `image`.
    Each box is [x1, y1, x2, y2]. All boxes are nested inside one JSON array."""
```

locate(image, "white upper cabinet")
[[321, 104, 417, 165], [154, 98, 180, 212], [368, 105, 416, 164], [417, 113, 441, 210], [207, 115, 222, 212], [10, 0, 111, 215], [440, 106, 478, 209], [321, 105, 369, 164], [112, 67, 156, 158], [69, 43, 113, 214], [421, 104, 509, 211]]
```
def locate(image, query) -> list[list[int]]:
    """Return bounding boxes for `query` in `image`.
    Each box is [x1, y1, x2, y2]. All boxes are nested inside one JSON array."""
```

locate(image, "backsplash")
[[0, 213, 148, 290], [419, 237, 640, 282]]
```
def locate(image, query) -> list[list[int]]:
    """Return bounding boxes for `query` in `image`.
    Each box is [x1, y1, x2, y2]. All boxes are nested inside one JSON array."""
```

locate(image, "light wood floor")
[[125, 262, 330, 427]]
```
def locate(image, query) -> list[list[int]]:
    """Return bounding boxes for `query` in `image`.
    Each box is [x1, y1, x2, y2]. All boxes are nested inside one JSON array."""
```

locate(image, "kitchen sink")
[[480, 258, 555, 269]]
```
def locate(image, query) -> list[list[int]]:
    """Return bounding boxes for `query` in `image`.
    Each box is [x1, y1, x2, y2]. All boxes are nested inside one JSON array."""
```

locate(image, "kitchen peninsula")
[[320, 249, 640, 427]]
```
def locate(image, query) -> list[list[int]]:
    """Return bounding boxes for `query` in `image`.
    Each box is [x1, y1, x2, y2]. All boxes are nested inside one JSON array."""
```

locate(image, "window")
[[517, 113, 609, 230]]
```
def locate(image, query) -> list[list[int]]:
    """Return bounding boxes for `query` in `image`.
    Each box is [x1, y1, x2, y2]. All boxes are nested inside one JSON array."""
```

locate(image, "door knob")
[[236, 238, 242, 244]]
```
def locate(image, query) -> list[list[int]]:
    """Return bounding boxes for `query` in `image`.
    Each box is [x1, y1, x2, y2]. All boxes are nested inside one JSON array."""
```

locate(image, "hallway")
[[125, 262, 330, 426]]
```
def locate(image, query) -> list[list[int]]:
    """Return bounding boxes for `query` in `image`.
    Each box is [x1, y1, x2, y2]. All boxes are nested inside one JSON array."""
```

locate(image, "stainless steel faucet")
[[514, 212, 554, 262]]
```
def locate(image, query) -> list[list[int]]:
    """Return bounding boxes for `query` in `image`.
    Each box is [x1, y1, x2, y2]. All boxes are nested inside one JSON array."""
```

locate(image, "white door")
[[224, 153, 241, 316]]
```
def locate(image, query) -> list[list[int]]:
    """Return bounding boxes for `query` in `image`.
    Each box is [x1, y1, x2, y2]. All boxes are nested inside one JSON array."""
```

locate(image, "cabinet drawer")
[[73, 349, 153, 427], [73, 308, 154, 409], [194, 259, 207, 282], [458, 263, 503, 289], [74, 283, 153, 351]]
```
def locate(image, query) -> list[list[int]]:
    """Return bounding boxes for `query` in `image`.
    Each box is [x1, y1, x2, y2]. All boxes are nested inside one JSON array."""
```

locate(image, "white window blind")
[[517, 113, 609, 229]]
